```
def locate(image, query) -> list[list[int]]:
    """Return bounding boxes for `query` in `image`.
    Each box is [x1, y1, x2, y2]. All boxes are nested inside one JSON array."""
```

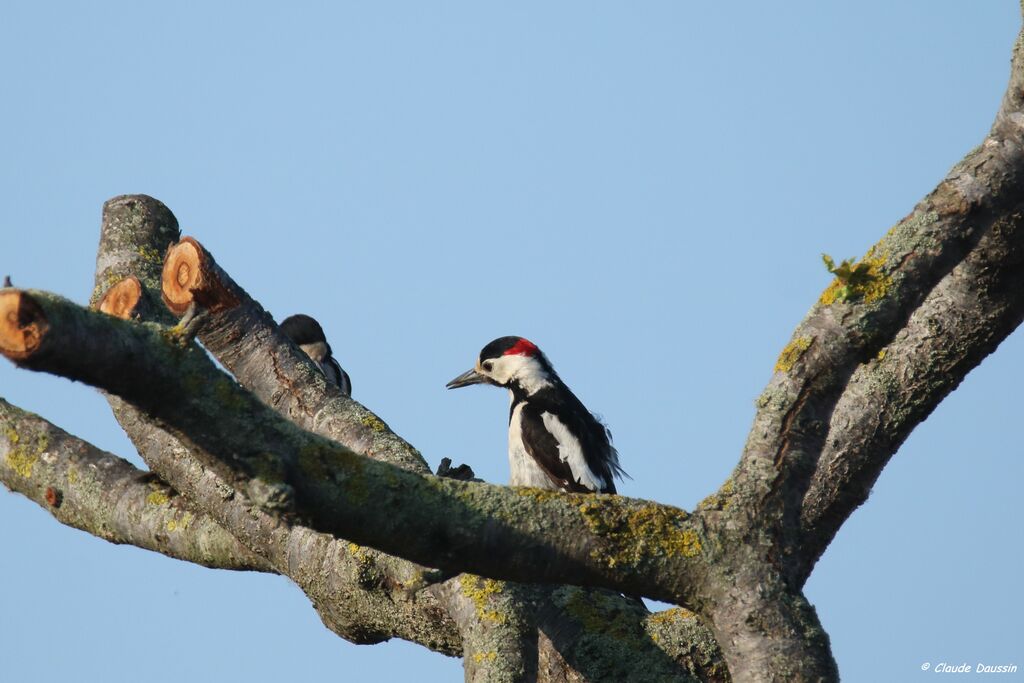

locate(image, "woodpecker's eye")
[[482, 361, 494, 372]]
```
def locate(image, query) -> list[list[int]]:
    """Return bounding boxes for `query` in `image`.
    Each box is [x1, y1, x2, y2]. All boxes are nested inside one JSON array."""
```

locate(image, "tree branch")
[[0, 397, 269, 571], [793, 17, 1024, 584], [0, 288, 711, 604]]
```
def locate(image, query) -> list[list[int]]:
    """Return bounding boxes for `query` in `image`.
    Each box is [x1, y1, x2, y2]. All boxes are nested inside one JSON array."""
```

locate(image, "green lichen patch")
[[649, 606, 697, 627], [820, 252, 892, 305], [577, 499, 701, 569], [774, 336, 813, 374], [459, 575, 508, 624], [212, 377, 251, 413], [297, 442, 368, 503], [561, 588, 645, 643]]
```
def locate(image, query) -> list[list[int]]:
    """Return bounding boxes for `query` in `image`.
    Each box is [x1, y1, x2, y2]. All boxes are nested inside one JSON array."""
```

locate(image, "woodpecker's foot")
[[435, 457, 477, 481]]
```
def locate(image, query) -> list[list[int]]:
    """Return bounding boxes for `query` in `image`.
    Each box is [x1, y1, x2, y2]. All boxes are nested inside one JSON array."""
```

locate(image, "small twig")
[[435, 457, 478, 481], [175, 301, 210, 342]]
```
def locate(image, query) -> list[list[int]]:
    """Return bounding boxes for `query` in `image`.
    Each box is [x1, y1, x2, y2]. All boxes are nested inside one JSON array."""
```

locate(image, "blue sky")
[[2, 2, 1021, 681]]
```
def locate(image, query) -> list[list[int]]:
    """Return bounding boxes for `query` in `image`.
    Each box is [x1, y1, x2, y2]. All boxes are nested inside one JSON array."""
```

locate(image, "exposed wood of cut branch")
[[96, 276, 144, 319], [0, 290, 47, 359], [161, 237, 238, 315]]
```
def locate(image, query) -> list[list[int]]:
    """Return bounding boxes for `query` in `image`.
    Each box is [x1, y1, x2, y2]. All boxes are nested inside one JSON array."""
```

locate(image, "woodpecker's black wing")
[[518, 402, 614, 494]]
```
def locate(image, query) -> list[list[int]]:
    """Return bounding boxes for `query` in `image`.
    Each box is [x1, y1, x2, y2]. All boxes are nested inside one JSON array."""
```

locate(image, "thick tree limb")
[[0, 289, 710, 604], [685, 15, 1024, 679], [796, 197, 1024, 584], [792, 25, 1024, 583], [0, 397, 268, 571]]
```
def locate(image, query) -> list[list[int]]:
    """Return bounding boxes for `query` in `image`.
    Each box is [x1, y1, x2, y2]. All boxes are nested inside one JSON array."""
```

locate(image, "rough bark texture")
[[0, 397, 267, 572], [3, 13, 1024, 681]]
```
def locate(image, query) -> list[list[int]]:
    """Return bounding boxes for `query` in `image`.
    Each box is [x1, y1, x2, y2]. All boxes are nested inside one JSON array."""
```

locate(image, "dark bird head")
[[446, 336, 557, 396], [280, 314, 329, 348], [280, 313, 352, 396]]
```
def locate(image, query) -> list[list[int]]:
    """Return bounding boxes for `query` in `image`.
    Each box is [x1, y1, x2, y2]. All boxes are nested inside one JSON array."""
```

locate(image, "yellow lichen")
[[67, 467, 78, 484], [6, 450, 37, 478], [137, 245, 163, 265], [146, 490, 170, 506], [774, 336, 813, 373], [819, 251, 892, 305], [460, 575, 507, 624], [4, 428, 48, 479], [578, 500, 701, 569], [698, 479, 734, 511], [167, 512, 192, 532], [359, 414, 388, 433], [511, 486, 564, 504], [472, 651, 498, 664], [649, 607, 697, 625], [876, 348, 887, 361]]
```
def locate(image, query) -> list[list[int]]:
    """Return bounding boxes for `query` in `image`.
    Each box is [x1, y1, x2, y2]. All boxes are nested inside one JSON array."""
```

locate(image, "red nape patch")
[[504, 338, 538, 357]]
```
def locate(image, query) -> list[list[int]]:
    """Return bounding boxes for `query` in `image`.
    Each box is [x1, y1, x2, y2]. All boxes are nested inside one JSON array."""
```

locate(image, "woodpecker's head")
[[446, 336, 556, 396], [280, 313, 334, 362]]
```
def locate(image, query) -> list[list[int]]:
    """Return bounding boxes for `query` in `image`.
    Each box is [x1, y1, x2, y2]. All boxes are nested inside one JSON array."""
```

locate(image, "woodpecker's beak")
[[446, 368, 487, 389]]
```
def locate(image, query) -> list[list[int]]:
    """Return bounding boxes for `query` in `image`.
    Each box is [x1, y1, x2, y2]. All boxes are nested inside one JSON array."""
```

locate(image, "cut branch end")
[[0, 290, 48, 360], [97, 277, 143, 320], [161, 237, 237, 316]]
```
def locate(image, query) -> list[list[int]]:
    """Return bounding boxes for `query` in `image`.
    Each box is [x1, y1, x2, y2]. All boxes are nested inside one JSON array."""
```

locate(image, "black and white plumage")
[[280, 314, 352, 396], [446, 336, 625, 494]]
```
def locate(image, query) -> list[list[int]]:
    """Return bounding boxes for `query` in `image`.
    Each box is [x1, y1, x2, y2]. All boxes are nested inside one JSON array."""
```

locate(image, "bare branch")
[[161, 235, 430, 472], [796, 192, 1024, 584], [0, 397, 268, 571], [792, 18, 1024, 583]]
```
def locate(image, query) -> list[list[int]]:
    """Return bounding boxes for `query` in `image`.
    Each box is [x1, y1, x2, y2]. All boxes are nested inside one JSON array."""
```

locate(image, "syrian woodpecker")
[[280, 314, 352, 396], [446, 336, 625, 493]]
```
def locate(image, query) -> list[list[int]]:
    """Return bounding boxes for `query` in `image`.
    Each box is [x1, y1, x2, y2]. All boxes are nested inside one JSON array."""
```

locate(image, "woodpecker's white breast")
[[508, 400, 559, 488]]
